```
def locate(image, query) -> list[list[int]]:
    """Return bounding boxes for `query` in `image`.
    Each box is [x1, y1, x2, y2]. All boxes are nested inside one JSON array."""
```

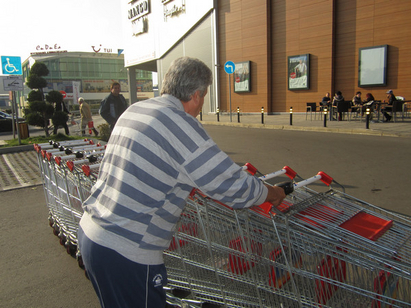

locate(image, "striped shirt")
[[79, 94, 268, 265]]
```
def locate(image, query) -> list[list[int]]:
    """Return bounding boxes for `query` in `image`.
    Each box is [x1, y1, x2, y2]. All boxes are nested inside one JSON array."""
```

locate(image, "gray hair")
[[160, 57, 213, 102]]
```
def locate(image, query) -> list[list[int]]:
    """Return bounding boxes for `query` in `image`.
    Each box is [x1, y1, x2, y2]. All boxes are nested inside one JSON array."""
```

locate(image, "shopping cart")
[[163, 164, 411, 308], [34, 140, 104, 254], [34, 143, 411, 308]]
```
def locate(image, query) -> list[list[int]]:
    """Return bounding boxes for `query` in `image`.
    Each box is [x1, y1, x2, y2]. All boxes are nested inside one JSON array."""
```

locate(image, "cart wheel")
[[53, 227, 59, 236], [59, 235, 66, 246], [66, 243, 77, 255]]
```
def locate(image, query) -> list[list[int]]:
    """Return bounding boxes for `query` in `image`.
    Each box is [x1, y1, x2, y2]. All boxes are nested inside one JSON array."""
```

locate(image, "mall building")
[[17, 50, 153, 111], [122, 0, 411, 114]]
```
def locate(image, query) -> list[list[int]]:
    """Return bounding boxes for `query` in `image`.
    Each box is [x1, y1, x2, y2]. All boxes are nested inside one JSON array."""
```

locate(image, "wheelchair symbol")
[[4, 58, 19, 73]]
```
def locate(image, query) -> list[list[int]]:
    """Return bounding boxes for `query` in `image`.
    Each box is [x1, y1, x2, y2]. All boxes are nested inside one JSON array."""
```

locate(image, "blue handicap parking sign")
[[1, 56, 22, 75]]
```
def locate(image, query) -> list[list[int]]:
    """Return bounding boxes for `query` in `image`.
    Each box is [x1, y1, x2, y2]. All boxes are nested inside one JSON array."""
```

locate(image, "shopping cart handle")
[[55, 156, 61, 166], [67, 161, 74, 172], [82, 165, 91, 177], [294, 171, 334, 189], [87, 154, 98, 163], [46, 152, 53, 162], [275, 181, 294, 195], [74, 151, 84, 159], [244, 162, 258, 175], [257, 202, 273, 214], [258, 166, 297, 181], [317, 171, 333, 186]]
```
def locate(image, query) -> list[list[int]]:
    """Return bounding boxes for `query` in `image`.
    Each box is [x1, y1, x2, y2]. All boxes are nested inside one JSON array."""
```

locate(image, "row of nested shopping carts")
[[34, 139, 411, 308]]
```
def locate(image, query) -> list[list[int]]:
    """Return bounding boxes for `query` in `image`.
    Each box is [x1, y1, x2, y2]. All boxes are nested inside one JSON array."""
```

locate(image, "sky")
[[0, 0, 126, 62]]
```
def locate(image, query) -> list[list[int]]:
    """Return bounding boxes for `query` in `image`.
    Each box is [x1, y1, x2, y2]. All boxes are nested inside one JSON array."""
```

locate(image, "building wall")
[[218, 0, 411, 113], [156, 13, 216, 114], [333, 0, 411, 106], [218, 0, 270, 113], [271, 0, 334, 113]]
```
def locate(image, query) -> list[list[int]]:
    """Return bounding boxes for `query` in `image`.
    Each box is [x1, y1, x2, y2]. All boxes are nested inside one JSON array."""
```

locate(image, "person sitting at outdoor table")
[[363, 93, 375, 120], [332, 90, 344, 120], [320, 92, 331, 110], [381, 90, 397, 122], [351, 91, 362, 117]]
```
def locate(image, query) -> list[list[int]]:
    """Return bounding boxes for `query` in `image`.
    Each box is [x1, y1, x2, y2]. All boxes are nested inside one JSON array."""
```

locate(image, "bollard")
[[261, 107, 264, 124], [216, 108, 220, 122], [237, 107, 240, 123], [289, 107, 293, 125], [323, 107, 328, 127], [366, 107, 370, 129]]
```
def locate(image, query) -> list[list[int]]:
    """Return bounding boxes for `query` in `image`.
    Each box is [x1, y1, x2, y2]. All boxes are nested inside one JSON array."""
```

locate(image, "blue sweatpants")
[[78, 227, 168, 308]]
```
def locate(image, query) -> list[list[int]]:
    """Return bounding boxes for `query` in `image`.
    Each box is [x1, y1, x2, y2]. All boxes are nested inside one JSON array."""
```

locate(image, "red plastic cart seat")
[[339, 212, 393, 241]]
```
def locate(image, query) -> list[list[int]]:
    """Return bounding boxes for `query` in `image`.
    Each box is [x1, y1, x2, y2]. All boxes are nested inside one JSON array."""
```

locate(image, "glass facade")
[[21, 52, 153, 105], [28, 56, 151, 82]]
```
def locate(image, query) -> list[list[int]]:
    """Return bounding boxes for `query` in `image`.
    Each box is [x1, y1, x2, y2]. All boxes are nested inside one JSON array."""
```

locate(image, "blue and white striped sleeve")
[[183, 139, 268, 209]]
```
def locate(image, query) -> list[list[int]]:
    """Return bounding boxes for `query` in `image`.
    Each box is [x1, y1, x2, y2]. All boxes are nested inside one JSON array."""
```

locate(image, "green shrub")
[[97, 123, 110, 142], [52, 111, 69, 126]]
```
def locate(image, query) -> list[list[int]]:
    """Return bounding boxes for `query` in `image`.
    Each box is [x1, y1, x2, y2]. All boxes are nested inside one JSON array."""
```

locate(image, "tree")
[[46, 91, 69, 131], [24, 62, 54, 136]]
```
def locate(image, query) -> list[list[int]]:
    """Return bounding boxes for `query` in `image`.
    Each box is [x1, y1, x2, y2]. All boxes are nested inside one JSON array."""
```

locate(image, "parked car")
[[0, 113, 25, 132], [0, 111, 25, 121]]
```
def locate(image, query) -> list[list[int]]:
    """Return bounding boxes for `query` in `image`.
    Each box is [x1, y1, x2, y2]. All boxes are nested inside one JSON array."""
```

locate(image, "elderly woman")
[[79, 97, 98, 136]]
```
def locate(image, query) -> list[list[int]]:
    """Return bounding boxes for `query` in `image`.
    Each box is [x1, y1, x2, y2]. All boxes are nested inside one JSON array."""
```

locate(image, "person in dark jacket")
[[99, 82, 128, 131], [320, 92, 331, 108], [381, 90, 397, 122], [53, 100, 70, 135], [332, 91, 344, 120]]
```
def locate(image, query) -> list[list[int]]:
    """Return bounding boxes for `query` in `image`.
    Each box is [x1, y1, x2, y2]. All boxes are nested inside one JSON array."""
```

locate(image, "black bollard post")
[[216, 108, 220, 122], [237, 107, 240, 123], [289, 107, 293, 125], [323, 107, 328, 127], [261, 107, 264, 124], [366, 107, 370, 129]]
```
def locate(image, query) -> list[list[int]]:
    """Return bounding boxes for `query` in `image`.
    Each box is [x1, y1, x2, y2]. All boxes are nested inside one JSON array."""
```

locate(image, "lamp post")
[[289, 107, 293, 125]]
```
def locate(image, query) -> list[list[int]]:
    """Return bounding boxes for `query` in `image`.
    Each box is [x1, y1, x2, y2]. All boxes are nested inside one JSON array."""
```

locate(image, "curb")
[[0, 144, 34, 154]]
